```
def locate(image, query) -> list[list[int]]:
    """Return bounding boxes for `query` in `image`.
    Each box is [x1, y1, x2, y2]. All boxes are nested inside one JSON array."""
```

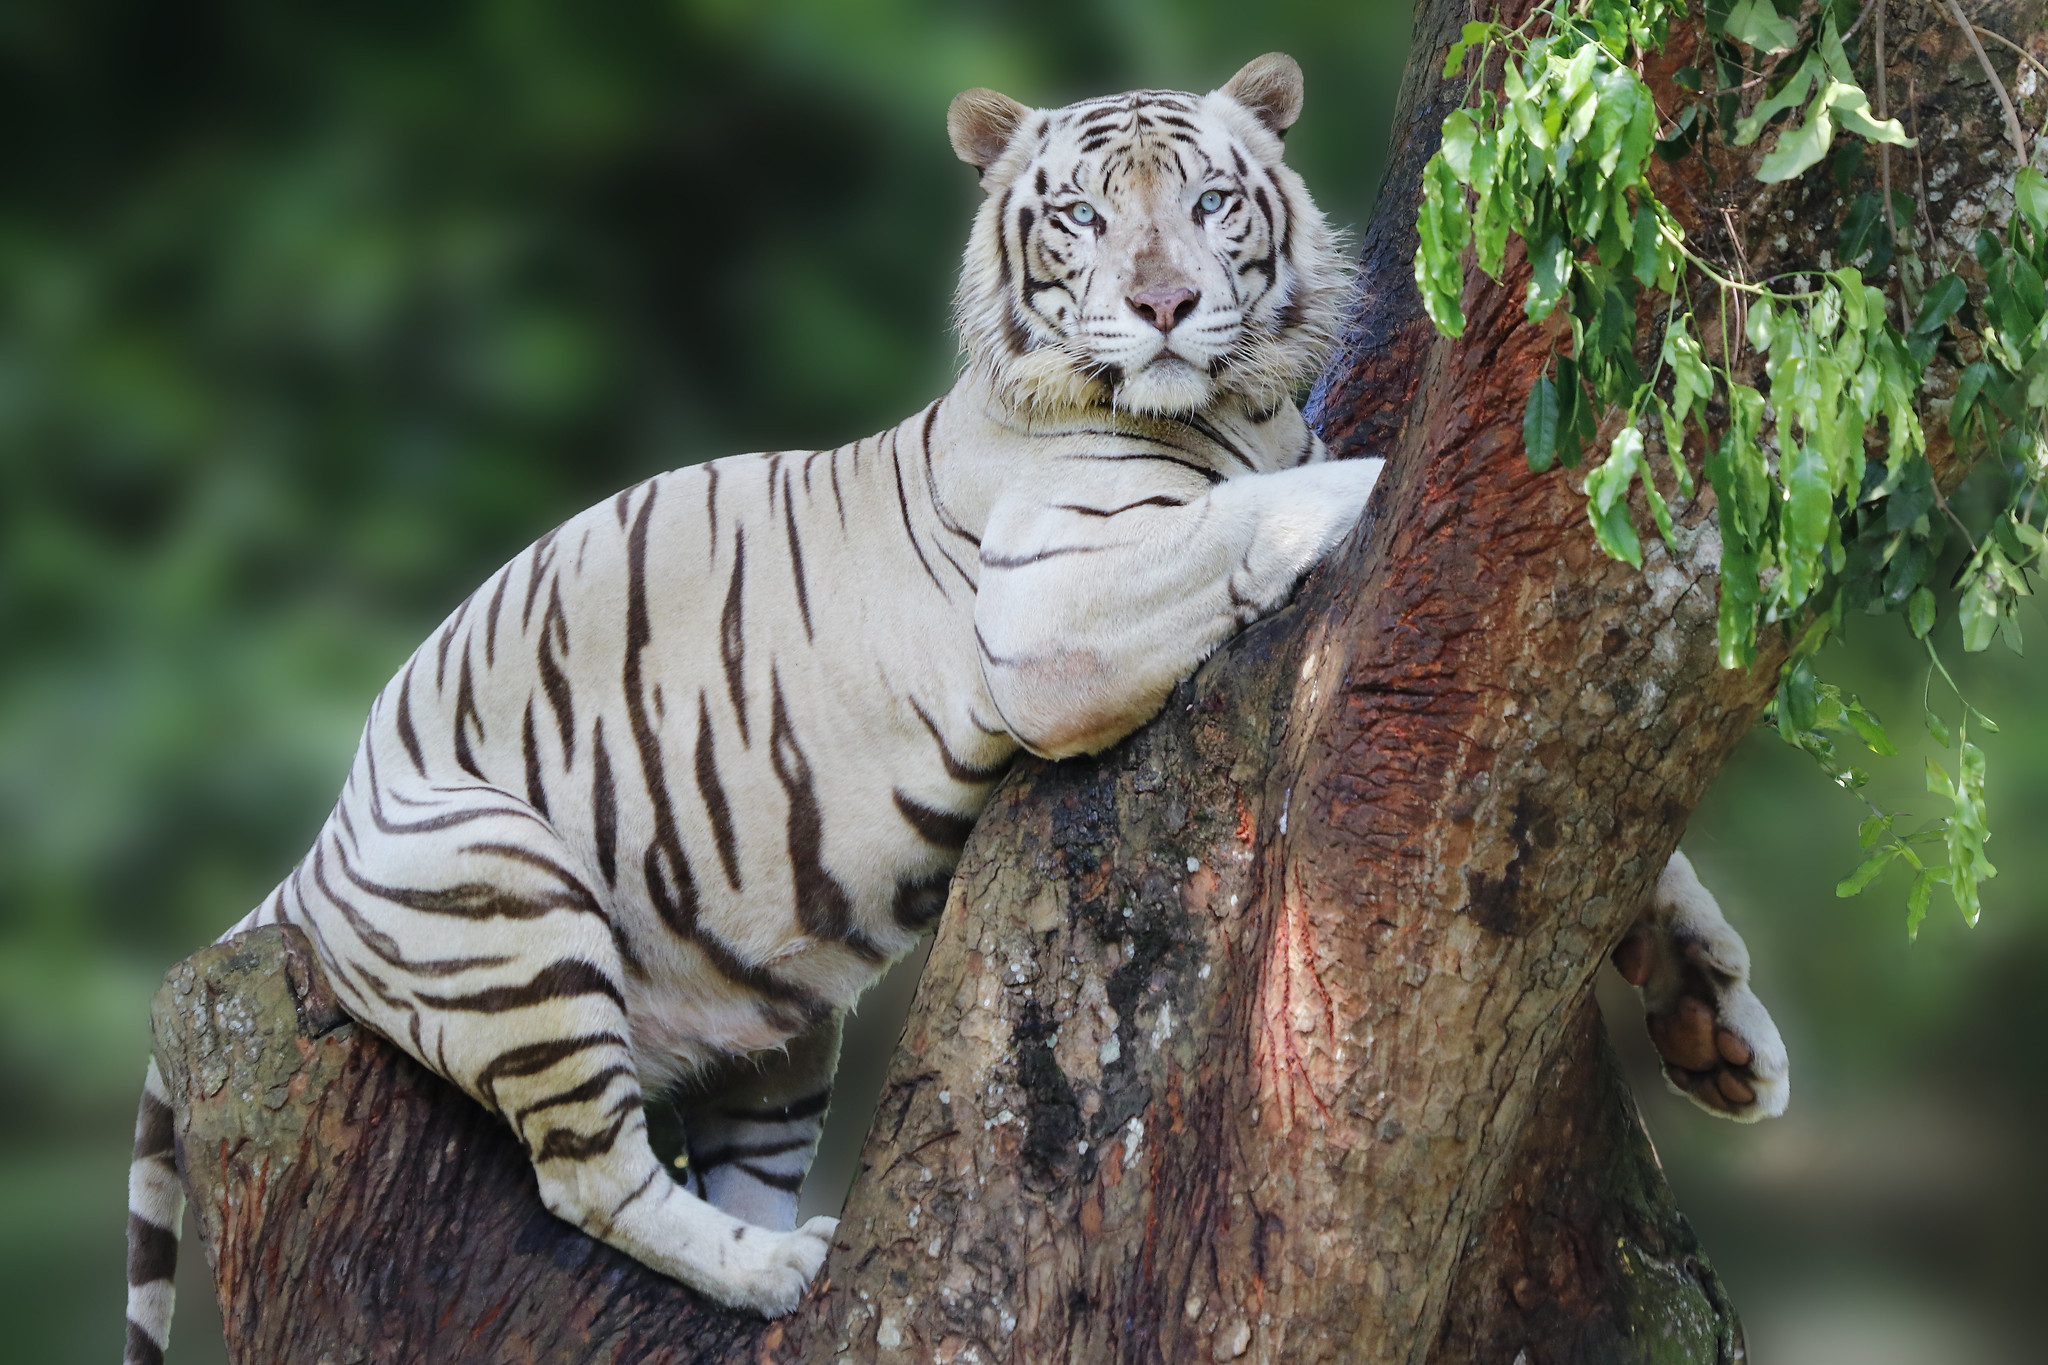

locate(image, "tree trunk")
[[153, 2, 2040, 1362]]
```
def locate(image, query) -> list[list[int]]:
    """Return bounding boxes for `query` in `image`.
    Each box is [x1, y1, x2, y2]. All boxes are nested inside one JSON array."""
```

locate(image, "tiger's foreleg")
[[675, 1012, 843, 1230], [976, 455, 1385, 758]]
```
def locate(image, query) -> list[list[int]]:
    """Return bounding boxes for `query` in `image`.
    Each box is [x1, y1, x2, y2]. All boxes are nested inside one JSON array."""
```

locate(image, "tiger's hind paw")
[[1614, 852, 1789, 1123]]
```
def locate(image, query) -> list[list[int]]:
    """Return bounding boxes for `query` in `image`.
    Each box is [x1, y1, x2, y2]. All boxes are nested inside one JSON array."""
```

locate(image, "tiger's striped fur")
[[123, 55, 1390, 1349]]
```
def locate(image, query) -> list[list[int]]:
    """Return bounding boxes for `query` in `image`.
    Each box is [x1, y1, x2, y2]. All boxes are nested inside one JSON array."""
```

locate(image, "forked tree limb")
[[154, 3, 2041, 1362]]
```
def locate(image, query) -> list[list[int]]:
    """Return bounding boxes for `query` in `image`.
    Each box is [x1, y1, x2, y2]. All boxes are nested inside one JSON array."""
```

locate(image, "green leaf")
[[1828, 84, 1913, 147], [1733, 54, 1818, 146], [1913, 273, 1967, 339], [1444, 22, 1493, 79], [1959, 571, 1999, 652], [1950, 361, 1993, 442], [1926, 709, 1951, 749], [1440, 110, 1479, 180], [1909, 585, 1937, 638], [1526, 235, 1571, 321], [1858, 813, 1892, 850], [1906, 869, 1934, 939], [1836, 844, 1898, 897], [1631, 204, 1660, 286], [1758, 85, 1837, 184], [1725, 0, 1799, 53], [2015, 166, 2048, 234], [1524, 373, 1561, 472], [1845, 700, 1898, 755], [1586, 427, 1647, 567]]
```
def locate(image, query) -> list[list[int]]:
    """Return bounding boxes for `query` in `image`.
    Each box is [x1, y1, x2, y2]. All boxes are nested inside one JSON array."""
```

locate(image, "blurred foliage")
[[0, 2, 2039, 1363]]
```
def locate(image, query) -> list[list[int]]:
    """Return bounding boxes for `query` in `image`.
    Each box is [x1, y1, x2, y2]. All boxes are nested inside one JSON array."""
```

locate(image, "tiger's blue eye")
[[1199, 189, 1224, 215], [1069, 202, 1097, 225]]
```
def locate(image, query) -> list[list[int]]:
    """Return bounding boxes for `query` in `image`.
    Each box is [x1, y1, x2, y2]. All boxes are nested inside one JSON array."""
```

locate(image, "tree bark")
[[153, 3, 2043, 1362]]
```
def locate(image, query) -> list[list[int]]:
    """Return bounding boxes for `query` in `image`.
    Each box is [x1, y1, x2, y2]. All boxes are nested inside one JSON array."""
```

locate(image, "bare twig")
[[1945, 0, 2029, 164], [1877, 2, 1898, 245], [1910, 73, 1944, 272], [1971, 23, 2048, 95]]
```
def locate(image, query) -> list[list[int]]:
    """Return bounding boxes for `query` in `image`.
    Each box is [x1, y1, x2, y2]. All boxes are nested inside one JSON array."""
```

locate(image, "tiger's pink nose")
[[1127, 287, 1200, 333]]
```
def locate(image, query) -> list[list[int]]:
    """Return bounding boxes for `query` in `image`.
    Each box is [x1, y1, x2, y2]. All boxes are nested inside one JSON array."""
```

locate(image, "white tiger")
[[122, 54, 1787, 1357]]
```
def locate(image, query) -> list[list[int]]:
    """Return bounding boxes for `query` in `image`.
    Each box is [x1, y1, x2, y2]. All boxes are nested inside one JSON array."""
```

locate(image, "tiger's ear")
[[949, 88, 1030, 175], [1220, 53, 1304, 136]]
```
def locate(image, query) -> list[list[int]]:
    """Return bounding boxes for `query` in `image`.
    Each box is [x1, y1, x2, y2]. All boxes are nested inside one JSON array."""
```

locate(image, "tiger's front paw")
[[1614, 852, 1789, 1123], [727, 1215, 837, 1318]]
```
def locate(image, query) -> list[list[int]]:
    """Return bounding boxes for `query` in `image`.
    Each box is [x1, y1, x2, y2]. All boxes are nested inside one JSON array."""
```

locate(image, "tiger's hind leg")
[[287, 792, 835, 1316], [676, 1012, 842, 1230], [1613, 850, 1789, 1122]]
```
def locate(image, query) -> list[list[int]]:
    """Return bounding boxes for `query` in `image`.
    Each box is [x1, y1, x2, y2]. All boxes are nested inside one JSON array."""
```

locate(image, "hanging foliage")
[[1415, 0, 2046, 935]]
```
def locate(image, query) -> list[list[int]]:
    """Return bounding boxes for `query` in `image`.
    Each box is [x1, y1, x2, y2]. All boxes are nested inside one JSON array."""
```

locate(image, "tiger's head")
[[948, 54, 1349, 420]]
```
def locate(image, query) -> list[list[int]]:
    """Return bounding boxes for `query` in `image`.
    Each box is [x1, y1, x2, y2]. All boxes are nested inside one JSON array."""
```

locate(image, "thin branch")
[[1877, 2, 1898, 245], [1944, 0, 2029, 164], [1971, 23, 2048, 93]]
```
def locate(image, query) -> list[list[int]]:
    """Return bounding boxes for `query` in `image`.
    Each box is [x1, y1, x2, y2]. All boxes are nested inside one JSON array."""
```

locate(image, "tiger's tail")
[[122, 1058, 182, 1365]]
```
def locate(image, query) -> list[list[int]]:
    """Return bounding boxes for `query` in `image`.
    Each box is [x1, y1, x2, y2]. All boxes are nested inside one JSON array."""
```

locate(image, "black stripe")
[[735, 1161, 805, 1193], [522, 701, 550, 819], [592, 717, 618, 887], [417, 958, 623, 1013], [338, 850, 603, 923], [393, 663, 428, 777], [1053, 495, 1190, 517], [769, 675, 881, 961], [720, 1088, 833, 1124], [626, 485, 708, 944], [720, 527, 750, 745], [908, 697, 1009, 784], [893, 870, 952, 930], [533, 1095, 640, 1163], [610, 1167, 661, 1220], [829, 446, 847, 528], [522, 527, 561, 631], [696, 692, 742, 891], [537, 581, 577, 765], [126, 1214, 177, 1286], [315, 843, 516, 976], [691, 1136, 814, 1168], [894, 790, 976, 850], [1068, 450, 1224, 484], [1183, 414, 1258, 472], [783, 468, 814, 641], [981, 543, 1114, 570], [512, 1065, 636, 1124], [479, 1031, 627, 1095], [705, 463, 720, 562], [484, 567, 511, 668], [134, 1092, 174, 1161], [892, 430, 949, 596], [125, 1319, 166, 1365], [452, 648, 486, 782]]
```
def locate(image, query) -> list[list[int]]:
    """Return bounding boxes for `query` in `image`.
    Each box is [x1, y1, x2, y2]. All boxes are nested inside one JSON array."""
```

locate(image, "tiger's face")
[[949, 54, 1349, 419]]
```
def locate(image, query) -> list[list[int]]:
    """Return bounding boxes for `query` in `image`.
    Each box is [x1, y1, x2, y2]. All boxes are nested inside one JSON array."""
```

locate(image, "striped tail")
[[123, 1059, 182, 1365]]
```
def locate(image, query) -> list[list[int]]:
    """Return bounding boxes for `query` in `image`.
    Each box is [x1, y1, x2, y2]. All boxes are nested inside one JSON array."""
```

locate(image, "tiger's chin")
[[1111, 356, 1218, 417]]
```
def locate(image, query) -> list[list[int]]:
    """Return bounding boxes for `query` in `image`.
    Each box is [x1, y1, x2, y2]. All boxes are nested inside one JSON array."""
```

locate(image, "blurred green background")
[[0, 2, 2039, 1362]]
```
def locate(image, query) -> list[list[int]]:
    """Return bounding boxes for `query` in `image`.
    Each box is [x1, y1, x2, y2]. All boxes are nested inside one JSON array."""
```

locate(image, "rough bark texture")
[[153, 3, 2044, 1362]]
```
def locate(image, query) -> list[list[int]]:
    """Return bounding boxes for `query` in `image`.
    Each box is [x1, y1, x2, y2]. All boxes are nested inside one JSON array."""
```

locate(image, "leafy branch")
[[1415, 0, 2048, 935]]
